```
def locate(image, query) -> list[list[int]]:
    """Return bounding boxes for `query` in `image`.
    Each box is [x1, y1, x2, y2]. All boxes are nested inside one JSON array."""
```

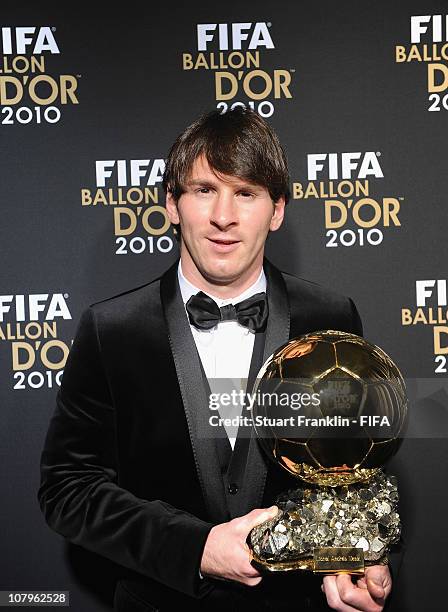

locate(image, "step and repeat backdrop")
[[1, 2, 447, 611]]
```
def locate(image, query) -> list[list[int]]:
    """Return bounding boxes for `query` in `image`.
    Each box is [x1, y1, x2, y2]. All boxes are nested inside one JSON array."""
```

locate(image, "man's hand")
[[200, 506, 278, 586], [322, 564, 392, 611]]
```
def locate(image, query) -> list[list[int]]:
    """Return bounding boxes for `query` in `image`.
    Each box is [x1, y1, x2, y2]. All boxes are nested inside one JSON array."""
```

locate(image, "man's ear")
[[269, 196, 285, 232], [165, 192, 180, 225]]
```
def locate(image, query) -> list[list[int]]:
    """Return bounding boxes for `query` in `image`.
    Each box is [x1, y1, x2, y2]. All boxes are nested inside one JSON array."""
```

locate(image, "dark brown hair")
[[162, 107, 290, 204]]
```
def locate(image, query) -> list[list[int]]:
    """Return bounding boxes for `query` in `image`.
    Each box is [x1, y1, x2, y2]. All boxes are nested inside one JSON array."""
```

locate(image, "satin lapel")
[[160, 261, 228, 523], [243, 258, 291, 511], [262, 258, 291, 363]]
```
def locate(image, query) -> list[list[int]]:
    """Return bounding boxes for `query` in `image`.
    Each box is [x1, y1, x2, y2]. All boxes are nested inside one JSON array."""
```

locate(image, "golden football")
[[252, 330, 408, 486]]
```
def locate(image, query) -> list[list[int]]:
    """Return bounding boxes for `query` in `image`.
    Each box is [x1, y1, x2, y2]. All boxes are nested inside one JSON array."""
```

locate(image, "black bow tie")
[[185, 291, 268, 332]]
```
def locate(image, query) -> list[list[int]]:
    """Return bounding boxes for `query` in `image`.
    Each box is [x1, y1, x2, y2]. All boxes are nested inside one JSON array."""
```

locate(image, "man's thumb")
[[245, 506, 279, 531], [366, 573, 385, 599]]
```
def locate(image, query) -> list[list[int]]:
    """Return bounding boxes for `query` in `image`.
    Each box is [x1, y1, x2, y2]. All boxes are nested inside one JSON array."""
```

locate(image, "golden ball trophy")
[[248, 331, 407, 575]]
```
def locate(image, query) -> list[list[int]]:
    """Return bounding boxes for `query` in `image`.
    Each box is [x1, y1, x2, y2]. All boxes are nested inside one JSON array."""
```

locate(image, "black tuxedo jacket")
[[38, 258, 382, 611]]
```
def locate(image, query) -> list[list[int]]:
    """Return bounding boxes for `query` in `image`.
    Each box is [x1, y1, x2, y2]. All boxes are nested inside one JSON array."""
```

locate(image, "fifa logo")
[[307, 153, 384, 181], [0, 27, 59, 54], [197, 23, 274, 51], [0, 294, 71, 323], [95, 159, 165, 187], [411, 15, 448, 43], [415, 280, 447, 307]]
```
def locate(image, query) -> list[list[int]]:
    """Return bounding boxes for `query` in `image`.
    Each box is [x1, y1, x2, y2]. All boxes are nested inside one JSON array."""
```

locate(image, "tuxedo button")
[[228, 483, 238, 495]]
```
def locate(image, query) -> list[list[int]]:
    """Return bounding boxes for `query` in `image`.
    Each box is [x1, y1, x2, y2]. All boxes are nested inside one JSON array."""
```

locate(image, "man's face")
[[166, 155, 285, 288]]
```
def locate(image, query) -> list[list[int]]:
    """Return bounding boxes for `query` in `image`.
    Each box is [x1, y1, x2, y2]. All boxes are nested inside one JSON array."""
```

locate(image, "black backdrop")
[[1, 2, 447, 611]]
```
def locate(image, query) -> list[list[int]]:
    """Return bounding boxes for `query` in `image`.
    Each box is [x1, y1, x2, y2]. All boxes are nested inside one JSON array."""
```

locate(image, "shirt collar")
[[178, 259, 267, 307]]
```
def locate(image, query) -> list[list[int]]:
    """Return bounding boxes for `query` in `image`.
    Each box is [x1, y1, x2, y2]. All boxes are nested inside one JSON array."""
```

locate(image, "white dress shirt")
[[178, 261, 267, 449]]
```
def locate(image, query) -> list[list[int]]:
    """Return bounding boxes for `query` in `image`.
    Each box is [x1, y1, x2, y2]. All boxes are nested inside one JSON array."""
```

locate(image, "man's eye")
[[239, 191, 254, 198], [196, 188, 210, 194]]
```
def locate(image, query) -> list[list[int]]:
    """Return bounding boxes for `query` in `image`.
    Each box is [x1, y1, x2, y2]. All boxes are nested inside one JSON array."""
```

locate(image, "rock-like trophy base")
[[248, 470, 400, 573]]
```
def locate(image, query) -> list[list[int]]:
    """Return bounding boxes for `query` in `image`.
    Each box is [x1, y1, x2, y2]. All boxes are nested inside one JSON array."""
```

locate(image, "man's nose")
[[210, 191, 238, 229]]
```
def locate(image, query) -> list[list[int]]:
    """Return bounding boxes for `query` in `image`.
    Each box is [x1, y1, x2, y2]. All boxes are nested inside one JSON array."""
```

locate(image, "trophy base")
[[248, 470, 400, 574]]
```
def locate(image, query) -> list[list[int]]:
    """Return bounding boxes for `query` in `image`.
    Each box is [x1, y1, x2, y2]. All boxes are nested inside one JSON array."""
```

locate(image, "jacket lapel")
[[160, 260, 228, 523], [238, 257, 291, 513]]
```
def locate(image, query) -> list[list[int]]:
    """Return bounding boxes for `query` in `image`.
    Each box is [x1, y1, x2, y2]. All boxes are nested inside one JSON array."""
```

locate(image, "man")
[[38, 108, 395, 611]]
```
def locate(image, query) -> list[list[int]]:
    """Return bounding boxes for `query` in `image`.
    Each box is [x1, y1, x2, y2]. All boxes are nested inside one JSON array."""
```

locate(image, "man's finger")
[[356, 576, 368, 590], [336, 573, 384, 611], [323, 575, 357, 611], [366, 576, 385, 600], [364, 565, 391, 599], [336, 574, 361, 607], [244, 576, 263, 587]]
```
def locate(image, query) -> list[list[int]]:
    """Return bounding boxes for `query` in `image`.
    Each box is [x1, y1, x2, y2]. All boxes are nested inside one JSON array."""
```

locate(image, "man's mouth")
[[209, 239, 239, 244], [207, 238, 241, 251]]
